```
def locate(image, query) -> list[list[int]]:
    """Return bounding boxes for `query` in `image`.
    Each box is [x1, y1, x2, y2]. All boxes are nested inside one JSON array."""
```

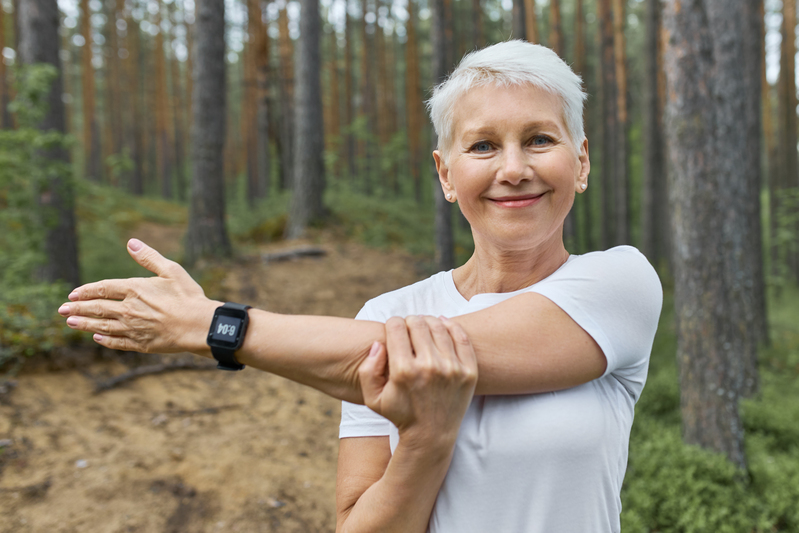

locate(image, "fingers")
[[91, 334, 138, 353], [126, 238, 181, 278], [68, 279, 133, 302], [358, 341, 388, 409], [64, 315, 129, 337], [58, 299, 125, 319], [441, 317, 478, 378]]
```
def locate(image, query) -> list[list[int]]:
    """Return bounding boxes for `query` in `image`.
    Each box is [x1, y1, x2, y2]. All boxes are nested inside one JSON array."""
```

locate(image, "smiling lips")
[[488, 193, 545, 208]]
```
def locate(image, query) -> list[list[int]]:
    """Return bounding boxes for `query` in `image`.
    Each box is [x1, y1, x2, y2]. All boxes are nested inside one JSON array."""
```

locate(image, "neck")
[[453, 233, 570, 300]]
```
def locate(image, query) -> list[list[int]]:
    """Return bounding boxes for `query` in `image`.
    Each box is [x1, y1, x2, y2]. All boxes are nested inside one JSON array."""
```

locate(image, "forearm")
[[216, 308, 386, 404], [338, 438, 454, 533]]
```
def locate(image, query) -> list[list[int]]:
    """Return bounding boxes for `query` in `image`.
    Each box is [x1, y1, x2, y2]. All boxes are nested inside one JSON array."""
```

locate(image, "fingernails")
[[58, 304, 70, 316], [66, 316, 78, 326], [128, 238, 143, 252], [368, 341, 380, 357], [68, 291, 79, 301], [439, 315, 451, 322], [93, 334, 103, 342]]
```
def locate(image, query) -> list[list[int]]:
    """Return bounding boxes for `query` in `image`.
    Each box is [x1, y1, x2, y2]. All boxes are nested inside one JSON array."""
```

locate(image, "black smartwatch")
[[207, 302, 251, 371]]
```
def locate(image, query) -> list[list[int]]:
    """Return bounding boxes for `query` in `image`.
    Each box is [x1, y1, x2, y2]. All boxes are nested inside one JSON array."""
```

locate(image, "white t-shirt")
[[339, 246, 663, 533]]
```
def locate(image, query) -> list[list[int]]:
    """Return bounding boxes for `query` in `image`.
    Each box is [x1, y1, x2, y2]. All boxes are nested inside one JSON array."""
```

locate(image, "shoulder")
[[358, 271, 455, 322]]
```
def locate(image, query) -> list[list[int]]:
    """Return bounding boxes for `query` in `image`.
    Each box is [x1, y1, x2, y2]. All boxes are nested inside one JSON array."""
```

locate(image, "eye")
[[470, 141, 493, 153], [530, 135, 552, 146]]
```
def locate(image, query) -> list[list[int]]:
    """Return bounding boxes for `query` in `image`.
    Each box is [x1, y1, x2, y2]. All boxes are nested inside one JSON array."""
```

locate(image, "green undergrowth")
[[621, 288, 799, 532]]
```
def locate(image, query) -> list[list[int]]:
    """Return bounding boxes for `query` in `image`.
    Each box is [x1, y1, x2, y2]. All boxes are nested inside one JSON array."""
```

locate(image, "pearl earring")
[[446, 193, 452, 200], [581, 184, 587, 190]]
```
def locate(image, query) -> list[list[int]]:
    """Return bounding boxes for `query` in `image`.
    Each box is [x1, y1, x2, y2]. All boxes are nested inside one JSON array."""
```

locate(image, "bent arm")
[[61, 240, 605, 403]]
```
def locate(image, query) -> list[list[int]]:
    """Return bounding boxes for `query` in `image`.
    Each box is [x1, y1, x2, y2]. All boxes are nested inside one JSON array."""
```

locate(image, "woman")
[[59, 41, 662, 532]]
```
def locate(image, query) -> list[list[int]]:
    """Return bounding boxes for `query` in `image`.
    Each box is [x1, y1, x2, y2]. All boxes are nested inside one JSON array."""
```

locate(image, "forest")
[[1, 0, 799, 531]]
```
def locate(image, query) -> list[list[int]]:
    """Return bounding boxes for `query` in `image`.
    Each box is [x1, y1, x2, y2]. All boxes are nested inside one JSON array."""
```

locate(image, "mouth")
[[488, 193, 545, 208]]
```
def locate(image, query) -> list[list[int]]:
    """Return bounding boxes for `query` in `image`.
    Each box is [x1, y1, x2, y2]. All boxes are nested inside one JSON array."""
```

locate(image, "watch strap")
[[210, 303, 251, 371]]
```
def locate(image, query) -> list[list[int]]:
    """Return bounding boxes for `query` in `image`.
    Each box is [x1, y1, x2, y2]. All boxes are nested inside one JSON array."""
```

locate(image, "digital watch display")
[[207, 302, 251, 371]]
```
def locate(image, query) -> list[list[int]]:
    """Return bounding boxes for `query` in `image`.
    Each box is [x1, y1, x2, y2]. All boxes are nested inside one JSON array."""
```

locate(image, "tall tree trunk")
[[184, 0, 231, 264], [286, 0, 326, 238], [0, 5, 13, 128], [243, 0, 259, 207], [641, 0, 668, 267], [597, 0, 617, 249], [574, 0, 592, 251], [18, 0, 80, 286], [327, 27, 341, 178], [344, 0, 356, 180], [776, 0, 799, 281], [103, 0, 122, 172], [170, 0, 187, 202], [523, 0, 537, 43], [739, 0, 768, 394], [405, 0, 424, 202], [512, 0, 525, 41], [127, 16, 145, 195], [549, 0, 563, 56], [360, 0, 375, 194], [611, 0, 629, 245], [154, 0, 173, 199], [254, 0, 271, 198], [277, 5, 294, 190], [431, 0, 455, 270], [471, 0, 484, 49], [80, 0, 102, 181], [663, 0, 759, 470]]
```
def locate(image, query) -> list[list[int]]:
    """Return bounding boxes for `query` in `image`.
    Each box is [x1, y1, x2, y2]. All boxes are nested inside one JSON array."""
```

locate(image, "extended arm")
[[60, 240, 605, 403]]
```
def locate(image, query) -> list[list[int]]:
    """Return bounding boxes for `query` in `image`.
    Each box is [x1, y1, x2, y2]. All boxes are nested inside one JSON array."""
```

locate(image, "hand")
[[358, 316, 478, 449], [57, 239, 219, 355]]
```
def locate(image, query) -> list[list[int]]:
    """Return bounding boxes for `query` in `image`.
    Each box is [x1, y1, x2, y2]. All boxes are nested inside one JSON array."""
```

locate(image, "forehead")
[[451, 83, 566, 140]]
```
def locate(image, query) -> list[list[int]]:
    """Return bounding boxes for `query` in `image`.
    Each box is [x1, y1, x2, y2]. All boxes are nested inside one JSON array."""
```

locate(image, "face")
[[434, 83, 590, 253]]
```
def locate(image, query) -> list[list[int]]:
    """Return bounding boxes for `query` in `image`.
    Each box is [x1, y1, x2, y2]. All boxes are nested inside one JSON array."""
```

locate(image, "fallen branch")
[[93, 360, 217, 393], [261, 246, 327, 263]]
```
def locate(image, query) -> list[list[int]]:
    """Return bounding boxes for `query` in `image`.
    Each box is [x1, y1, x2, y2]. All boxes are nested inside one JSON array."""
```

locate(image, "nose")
[[497, 144, 533, 185]]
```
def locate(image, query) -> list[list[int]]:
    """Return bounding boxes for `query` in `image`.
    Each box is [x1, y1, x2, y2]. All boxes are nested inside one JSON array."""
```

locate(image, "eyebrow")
[[460, 120, 563, 139]]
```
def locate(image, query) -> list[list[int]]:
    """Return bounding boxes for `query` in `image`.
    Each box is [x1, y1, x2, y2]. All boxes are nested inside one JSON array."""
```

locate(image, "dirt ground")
[[0, 225, 425, 532]]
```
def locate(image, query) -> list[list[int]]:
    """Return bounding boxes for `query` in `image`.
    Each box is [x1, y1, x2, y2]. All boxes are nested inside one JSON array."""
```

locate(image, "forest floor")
[[0, 221, 425, 532]]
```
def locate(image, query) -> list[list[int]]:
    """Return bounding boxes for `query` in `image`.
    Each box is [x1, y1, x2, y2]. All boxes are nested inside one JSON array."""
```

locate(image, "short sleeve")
[[339, 302, 393, 439], [528, 246, 663, 401]]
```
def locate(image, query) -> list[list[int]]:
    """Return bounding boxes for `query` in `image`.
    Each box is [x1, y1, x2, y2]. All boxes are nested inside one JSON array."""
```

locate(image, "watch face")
[[210, 315, 243, 344]]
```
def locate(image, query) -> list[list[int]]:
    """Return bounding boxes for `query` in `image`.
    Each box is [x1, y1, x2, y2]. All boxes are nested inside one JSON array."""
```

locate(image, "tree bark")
[[597, 0, 617, 249], [153, 0, 173, 199], [285, 0, 326, 239], [254, 0, 271, 199], [549, 0, 563, 57], [405, 0, 424, 203], [79, 0, 102, 182], [611, 0, 629, 245], [663, 0, 759, 470], [523, 0, 537, 43], [512, 0, 525, 42], [127, 16, 145, 195], [18, 0, 80, 287], [343, 0, 356, 181], [431, 0, 455, 270], [184, 0, 231, 264], [277, 6, 294, 191], [641, 0, 668, 268], [0, 5, 13, 128], [170, 0, 187, 202]]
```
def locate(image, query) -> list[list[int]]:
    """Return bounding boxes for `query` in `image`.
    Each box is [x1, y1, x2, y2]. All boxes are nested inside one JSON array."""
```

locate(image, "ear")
[[433, 150, 455, 201], [575, 138, 590, 193]]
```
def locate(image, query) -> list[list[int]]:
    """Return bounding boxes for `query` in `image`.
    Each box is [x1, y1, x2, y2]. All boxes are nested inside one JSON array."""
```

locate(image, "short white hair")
[[426, 40, 587, 158]]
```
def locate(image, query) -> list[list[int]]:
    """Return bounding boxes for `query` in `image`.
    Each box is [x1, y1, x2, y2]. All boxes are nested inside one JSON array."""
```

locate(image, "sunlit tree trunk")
[[549, 0, 563, 56], [19, 0, 80, 286], [523, 0, 537, 43], [80, 0, 102, 181], [664, 0, 760, 470], [573, 0, 593, 251], [471, 0, 484, 49], [326, 27, 341, 178], [185, 0, 231, 264], [242, 0, 260, 206], [286, 0, 326, 238], [360, 0, 375, 194]]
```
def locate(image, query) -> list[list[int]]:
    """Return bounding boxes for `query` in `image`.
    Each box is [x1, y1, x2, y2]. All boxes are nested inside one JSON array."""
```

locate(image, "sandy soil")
[[0, 226, 425, 533]]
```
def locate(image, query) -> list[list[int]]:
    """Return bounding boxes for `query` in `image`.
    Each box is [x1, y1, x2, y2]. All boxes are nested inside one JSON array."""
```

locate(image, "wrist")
[[187, 298, 224, 358], [398, 426, 459, 460]]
